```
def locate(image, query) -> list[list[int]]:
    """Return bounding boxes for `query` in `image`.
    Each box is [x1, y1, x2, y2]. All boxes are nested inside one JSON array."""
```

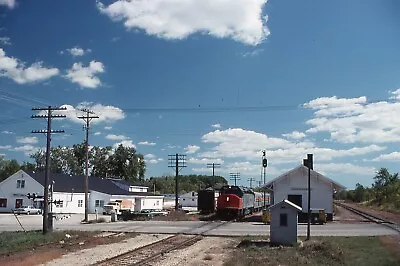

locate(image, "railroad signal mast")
[[168, 154, 186, 211], [206, 163, 221, 188], [262, 150, 268, 208], [229, 173, 240, 186]]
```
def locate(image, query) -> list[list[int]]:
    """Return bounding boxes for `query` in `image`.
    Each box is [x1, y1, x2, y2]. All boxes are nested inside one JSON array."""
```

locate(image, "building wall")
[[273, 167, 333, 214], [180, 191, 198, 207], [89, 190, 111, 213], [270, 206, 298, 245], [141, 196, 163, 210], [52, 192, 85, 214], [0, 170, 44, 213], [129, 186, 148, 193]]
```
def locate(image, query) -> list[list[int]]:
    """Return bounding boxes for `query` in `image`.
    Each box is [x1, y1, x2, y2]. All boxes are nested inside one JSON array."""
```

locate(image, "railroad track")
[[335, 202, 400, 233], [93, 221, 230, 266]]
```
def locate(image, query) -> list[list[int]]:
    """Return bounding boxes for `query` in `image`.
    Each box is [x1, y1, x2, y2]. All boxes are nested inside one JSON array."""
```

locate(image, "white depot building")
[[264, 163, 345, 221], [0, 170, 164, 214]]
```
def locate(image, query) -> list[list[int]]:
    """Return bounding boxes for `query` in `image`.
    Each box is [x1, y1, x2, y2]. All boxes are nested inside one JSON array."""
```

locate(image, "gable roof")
[[268, 199, 302, 212], [26, 171, 154, 196], [264, 165, 346, 191]]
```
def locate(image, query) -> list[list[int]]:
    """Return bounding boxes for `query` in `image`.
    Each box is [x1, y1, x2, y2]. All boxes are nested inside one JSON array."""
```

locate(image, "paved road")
[[0, 214, 398, 236]]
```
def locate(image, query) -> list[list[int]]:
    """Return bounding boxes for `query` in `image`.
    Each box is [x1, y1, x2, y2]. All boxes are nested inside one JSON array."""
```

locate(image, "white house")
[[0, 170, 163, 214], [179, 191, 198, 208], [264, 164, 345, 221]]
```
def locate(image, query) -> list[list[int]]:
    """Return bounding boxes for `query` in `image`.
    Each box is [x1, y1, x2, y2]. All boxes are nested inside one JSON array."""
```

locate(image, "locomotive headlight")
[[226, 196, 229, 201]]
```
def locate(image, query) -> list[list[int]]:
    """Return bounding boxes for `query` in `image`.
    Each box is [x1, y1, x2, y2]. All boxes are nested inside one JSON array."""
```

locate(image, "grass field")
[[225, 236, 400, 266], [0, 230, 97, 255]]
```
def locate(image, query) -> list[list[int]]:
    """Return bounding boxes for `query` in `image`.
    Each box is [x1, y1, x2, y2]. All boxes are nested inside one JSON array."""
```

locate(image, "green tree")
[[373, 168, 399, 204], [0, 157, 20, 181]]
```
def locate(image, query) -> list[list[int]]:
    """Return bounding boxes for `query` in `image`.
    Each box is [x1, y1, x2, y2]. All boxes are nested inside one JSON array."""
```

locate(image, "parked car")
[[13, 206, 42, 215]]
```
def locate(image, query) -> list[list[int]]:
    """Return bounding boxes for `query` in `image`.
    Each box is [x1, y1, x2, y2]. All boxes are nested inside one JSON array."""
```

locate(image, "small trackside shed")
[[269, 199, 302, 246], [264, 164, 345, 221]]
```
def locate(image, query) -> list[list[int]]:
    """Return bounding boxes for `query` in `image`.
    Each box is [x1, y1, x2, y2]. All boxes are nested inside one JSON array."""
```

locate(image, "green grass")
[[0, 230, 97, 255], [224, 236, 400, 266]]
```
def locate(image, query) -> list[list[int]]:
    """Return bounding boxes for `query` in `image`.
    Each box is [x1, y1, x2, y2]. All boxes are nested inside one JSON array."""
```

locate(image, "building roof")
[[264, 165, 346, 191], [107, 178, 148, 188], [268, 199, 302, 212], [26, 171, 154, 196]]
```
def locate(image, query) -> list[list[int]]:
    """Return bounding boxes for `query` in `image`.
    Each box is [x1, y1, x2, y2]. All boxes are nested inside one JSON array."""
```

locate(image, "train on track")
[[198, 185, 271, 218]]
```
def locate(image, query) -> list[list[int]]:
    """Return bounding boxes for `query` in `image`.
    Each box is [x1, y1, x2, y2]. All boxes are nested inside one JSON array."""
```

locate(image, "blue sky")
[[1, 0, 400, 189]]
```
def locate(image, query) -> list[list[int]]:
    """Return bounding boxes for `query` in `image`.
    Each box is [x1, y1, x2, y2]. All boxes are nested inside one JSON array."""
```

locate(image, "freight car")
[[198, 188, 217, 214], [216, 185, 270, 218]]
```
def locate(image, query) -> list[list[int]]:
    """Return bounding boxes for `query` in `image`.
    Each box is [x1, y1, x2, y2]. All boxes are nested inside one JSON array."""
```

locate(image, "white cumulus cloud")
[[185, 145, 200, 154], [371, 152, 400, 162], [211, 123, 221, 128], [16, 136, 38, 144], [0, 37, 11, 45], [0, 0, 16, 8], [66, 47, 91, 57], [282, 131, 306, 140], [65, 60, 104, 88], [138, 141, 156, 146], [305, 93, 400, 143], [316, 163, 375, 176], [106, 134, 129, 141], [113, 140, 135, 149], [97, 0, 270, 46], [0, 48, 59, 84]]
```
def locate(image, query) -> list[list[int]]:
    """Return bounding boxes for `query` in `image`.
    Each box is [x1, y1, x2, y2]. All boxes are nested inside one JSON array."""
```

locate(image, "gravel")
[[151, 237, 239, 266], [41, 234, 172, 266]]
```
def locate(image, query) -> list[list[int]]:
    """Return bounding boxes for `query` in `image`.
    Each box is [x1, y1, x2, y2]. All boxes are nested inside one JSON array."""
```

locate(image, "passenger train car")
[[216, 185, 270, 218]]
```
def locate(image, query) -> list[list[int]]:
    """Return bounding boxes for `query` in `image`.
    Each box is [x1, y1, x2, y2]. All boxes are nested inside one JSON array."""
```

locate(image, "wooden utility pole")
[[248, 177, 256, 188], [206, 163, 221, 188], [168, 154, 186, 210], [78, 109, 99, 223], [229, 173, 240, 186], [32, 106, 66, 234]]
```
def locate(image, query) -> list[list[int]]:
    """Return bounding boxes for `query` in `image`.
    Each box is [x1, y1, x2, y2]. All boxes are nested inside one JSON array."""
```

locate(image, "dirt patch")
[[0, 232, 135, 266], [333, 204, 370, 223], [379, 235, 400, 260], [151, 237, 239, 266], [154, 210, 200, 221]]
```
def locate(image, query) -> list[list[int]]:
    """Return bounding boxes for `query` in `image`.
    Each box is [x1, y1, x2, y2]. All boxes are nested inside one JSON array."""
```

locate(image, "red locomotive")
[[216, 185, 270, 218]]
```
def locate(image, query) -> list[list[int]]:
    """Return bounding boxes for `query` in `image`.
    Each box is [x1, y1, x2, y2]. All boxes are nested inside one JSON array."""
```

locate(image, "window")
[[192, 199, 195, 201], [156, 200, 159, 206], [0, 198, 7, 208], [78, 200, 83, 207], [95, 200, 104, 208], [55, 200, 63, 208], [280, 213, 288, 227], [16, 180, 25, 188]]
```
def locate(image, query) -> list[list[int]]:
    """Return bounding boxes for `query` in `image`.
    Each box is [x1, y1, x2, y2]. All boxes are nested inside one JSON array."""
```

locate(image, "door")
[[15, 199, 23, 209], [287, 195, 302, 208]]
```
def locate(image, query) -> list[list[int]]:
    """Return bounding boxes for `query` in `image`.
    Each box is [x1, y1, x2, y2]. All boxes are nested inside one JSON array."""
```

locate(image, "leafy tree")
[[0, 157, 20, 181], [373, 168, 399, 204]]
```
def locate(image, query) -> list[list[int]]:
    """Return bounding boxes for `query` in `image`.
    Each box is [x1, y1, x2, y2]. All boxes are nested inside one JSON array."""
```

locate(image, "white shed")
[[269, 200, 302, 246], [264, 164, 345, 221], [179, 191, 198, 208]]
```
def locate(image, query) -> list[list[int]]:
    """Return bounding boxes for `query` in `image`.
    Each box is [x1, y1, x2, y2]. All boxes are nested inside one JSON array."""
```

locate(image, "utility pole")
[[77, 109, 99, 223], [247, 177, 256, 188], [304, 153, 313, 241], [206, 163, 221, 188], [32, 106, 66, 234], [229, 173, 240, 186], [262, 150, 268, 208], [168, 154, 186, 211]]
